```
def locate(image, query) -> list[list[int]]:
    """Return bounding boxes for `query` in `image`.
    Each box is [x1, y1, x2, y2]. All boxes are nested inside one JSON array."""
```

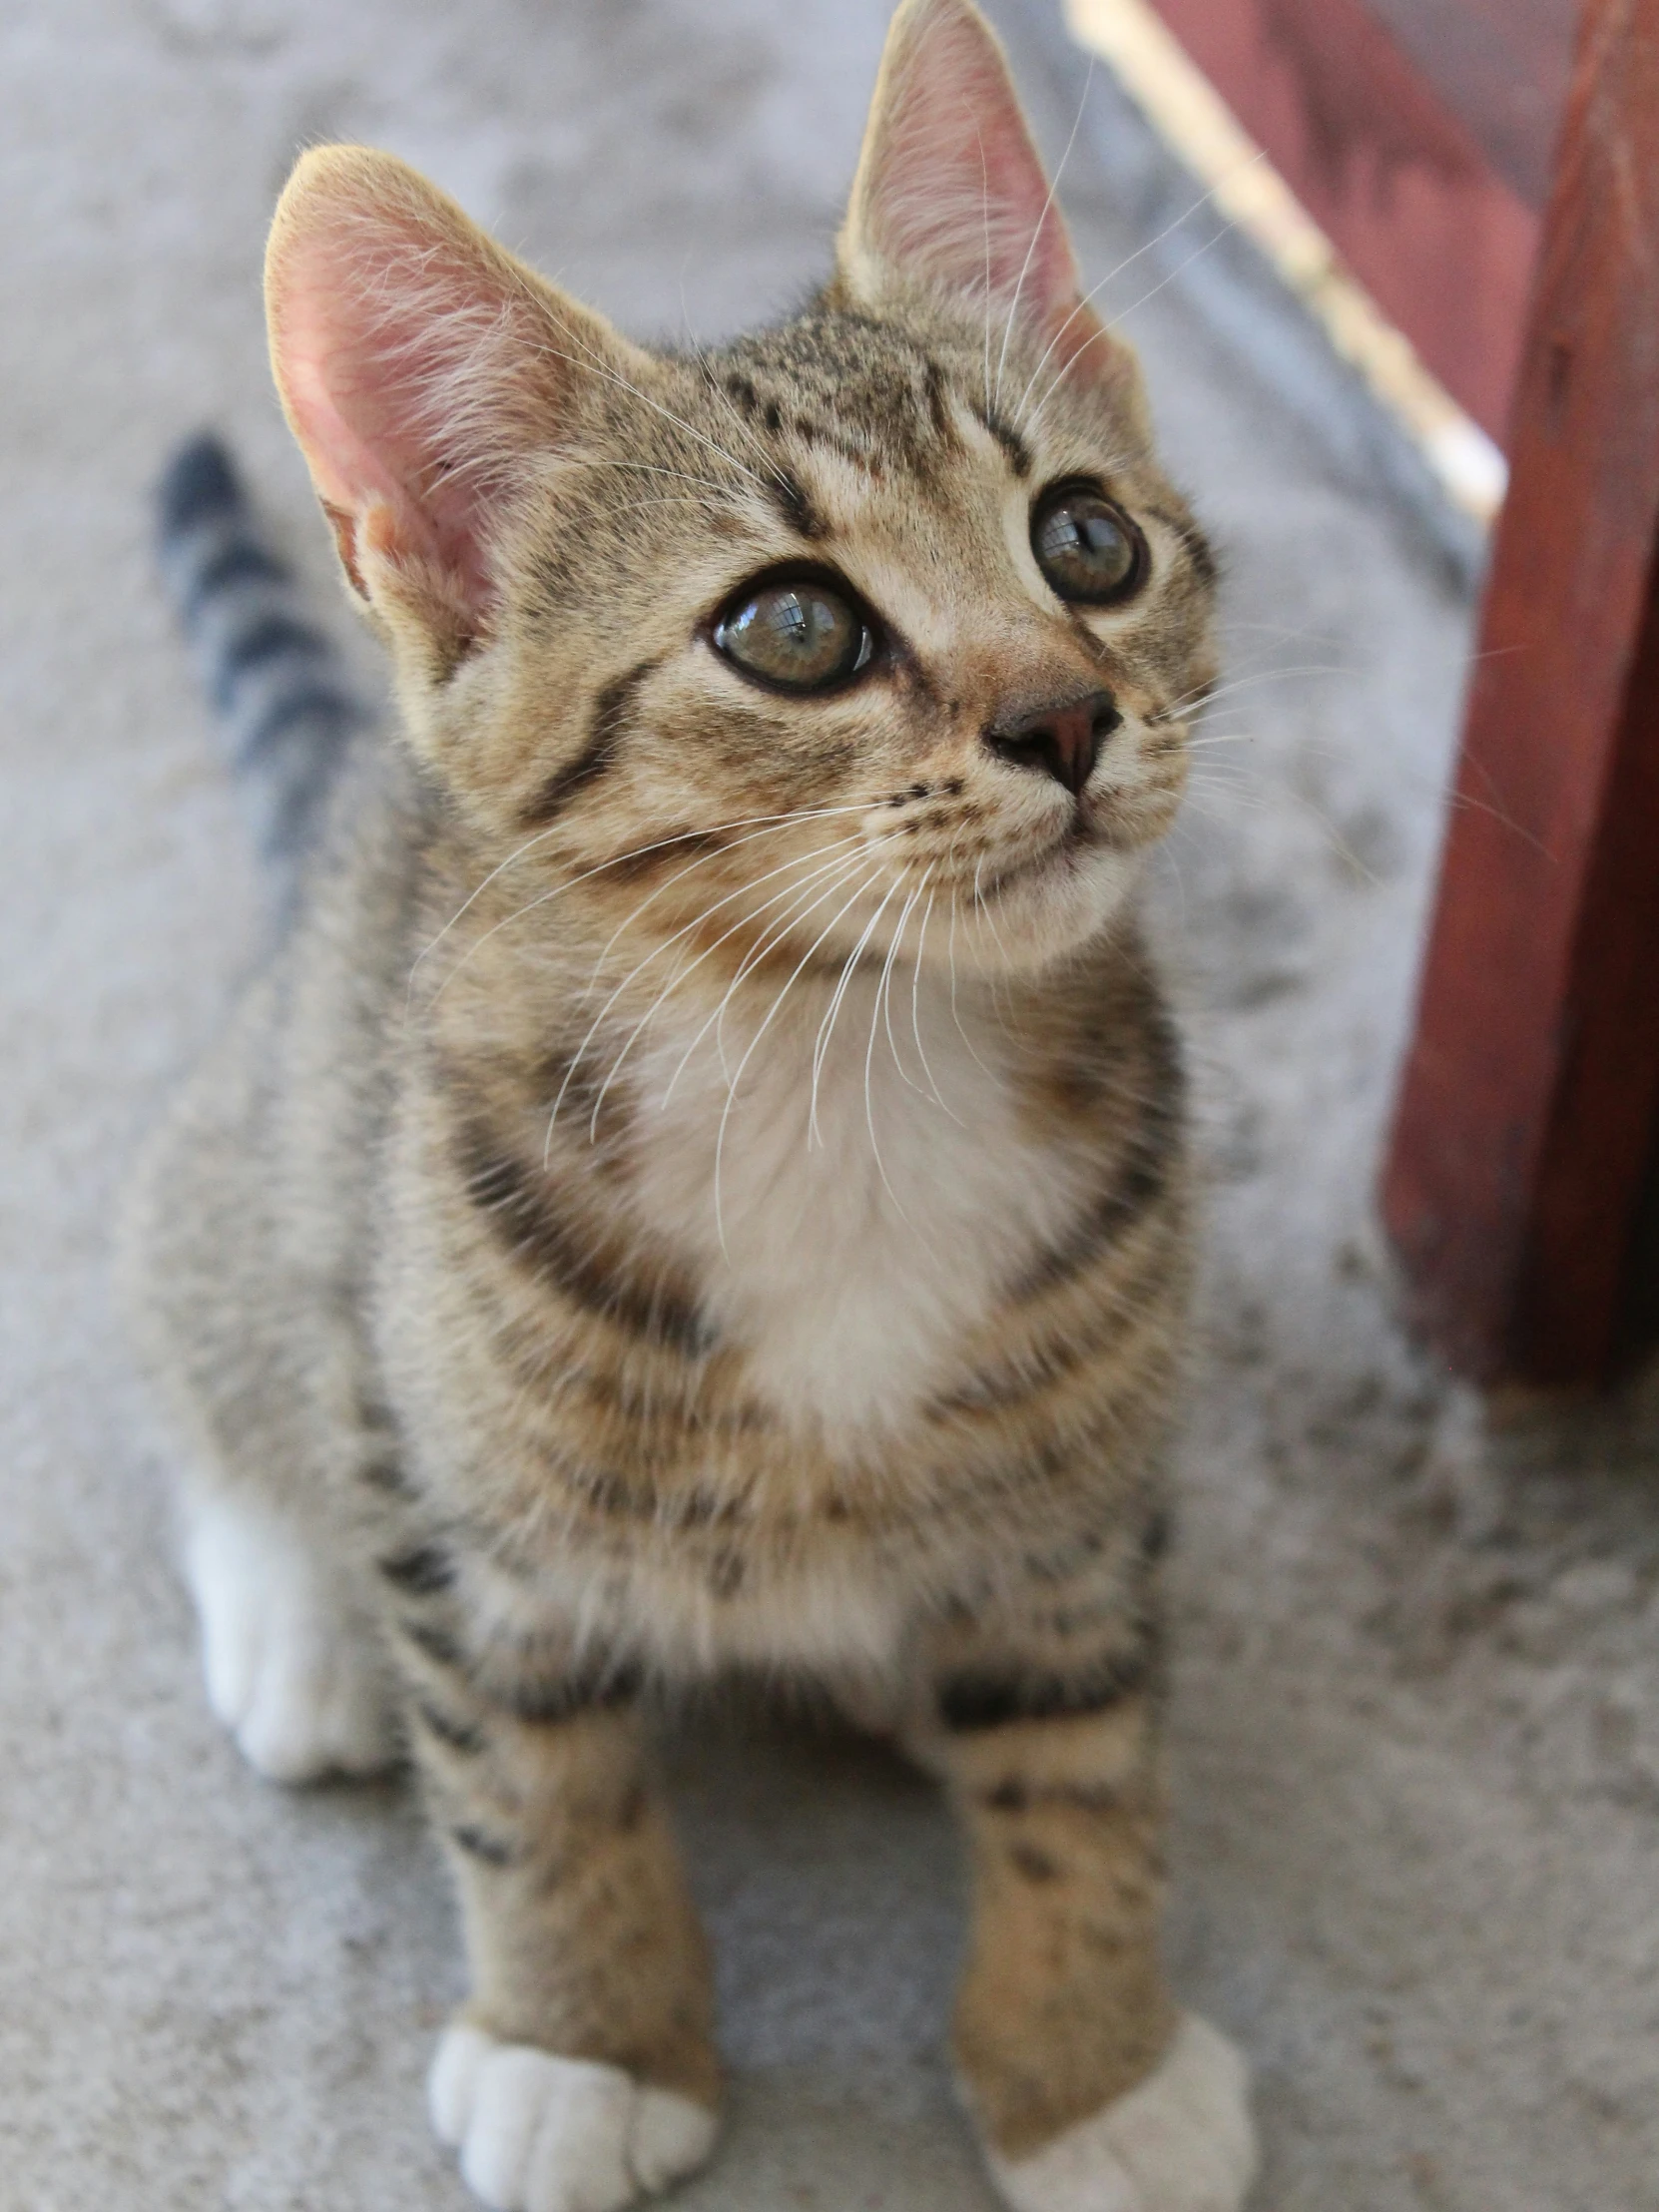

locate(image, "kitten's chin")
[[958, 837, 1146, 976]]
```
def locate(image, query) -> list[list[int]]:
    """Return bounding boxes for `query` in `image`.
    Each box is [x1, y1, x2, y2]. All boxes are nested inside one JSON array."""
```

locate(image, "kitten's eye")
[[1030, 484, 1147, 605], [713, 577, 874, 694]]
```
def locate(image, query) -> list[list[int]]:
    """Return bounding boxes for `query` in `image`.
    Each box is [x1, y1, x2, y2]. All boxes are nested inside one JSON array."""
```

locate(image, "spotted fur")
[[123, 5, 1254, 2208]]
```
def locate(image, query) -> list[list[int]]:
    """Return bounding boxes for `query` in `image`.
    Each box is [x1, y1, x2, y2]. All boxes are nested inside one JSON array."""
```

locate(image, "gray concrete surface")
[[3, 2, 1657, 2207]]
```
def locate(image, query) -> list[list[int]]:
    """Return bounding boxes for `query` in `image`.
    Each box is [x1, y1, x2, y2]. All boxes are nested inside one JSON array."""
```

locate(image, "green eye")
[[713, 576, 875, 694], [1031, 484, 1147, 605]]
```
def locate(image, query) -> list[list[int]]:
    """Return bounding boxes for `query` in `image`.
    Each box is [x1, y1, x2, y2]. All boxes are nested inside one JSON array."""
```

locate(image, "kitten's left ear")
[[838, 0, 1125, 391]]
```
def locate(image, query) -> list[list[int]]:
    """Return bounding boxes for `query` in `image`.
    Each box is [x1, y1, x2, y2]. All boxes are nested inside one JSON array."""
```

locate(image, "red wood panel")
[[1382, 0, 1659, 1385], [1145, 0, 1543, 440], [1366, 0, 1576, 209]]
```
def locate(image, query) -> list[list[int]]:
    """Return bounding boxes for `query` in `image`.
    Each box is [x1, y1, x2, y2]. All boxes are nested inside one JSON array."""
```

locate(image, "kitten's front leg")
[[920, 1582, 1257, 2212], [393, 1616, 719, 2212]]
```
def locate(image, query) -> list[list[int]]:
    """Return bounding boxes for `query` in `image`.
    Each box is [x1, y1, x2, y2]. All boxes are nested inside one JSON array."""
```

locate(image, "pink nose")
[[985, 689, 1121, 798]]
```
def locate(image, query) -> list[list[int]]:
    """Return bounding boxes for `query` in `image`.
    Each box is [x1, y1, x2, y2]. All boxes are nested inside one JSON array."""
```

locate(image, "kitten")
[[124, 3, 1257, 2207]]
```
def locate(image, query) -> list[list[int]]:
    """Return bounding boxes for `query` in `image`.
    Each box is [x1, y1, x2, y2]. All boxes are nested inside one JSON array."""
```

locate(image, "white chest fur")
[[626, 971, 1087, 1446]]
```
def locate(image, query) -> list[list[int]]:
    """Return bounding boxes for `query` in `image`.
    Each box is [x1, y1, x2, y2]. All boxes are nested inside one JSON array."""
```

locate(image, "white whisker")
[[880, 868, 935, 1102], [709, 858, 892, 1256], [415, 800, 877, 1010], [810, 867, 909, 1151], [550, 834, 882, 1155], [588, 843, 882, 1141], [860, 864, 920, 1223], [1013, 153, 1266, 423], [579, 818, 869, 1001], [908, 888, 960, 1120], [538, 325, 770, 490], [993, 57, 1092, 408], [1028, 215, 1246, 430]]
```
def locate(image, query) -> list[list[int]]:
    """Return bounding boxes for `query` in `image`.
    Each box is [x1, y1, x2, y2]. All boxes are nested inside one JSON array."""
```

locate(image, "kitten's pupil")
[[714, 578, 872, 694], [1032, 486, 1146, 605]]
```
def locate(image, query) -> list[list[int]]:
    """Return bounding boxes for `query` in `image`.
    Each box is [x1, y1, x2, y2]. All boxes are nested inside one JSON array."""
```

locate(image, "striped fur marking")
[[503, 1658, 643, 1728], [937, 1644, 1154, 1732], [376, 1541, 457, 1596], [970, 397, 1032, 477], [455, 1116, 715, 1356], [155, 431, 367, 866], [521, 657, 657, 827], [415, 1698, 488, 1755], [448, 1823, 518, 1868], [768, 467, 826, 539]]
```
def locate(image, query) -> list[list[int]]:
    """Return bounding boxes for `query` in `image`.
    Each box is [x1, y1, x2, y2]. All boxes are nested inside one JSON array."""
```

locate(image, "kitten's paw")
[[184, 1493, 399, 1784], [985, 2015, 1257, 2212], [429, 2023, 718, 2212]]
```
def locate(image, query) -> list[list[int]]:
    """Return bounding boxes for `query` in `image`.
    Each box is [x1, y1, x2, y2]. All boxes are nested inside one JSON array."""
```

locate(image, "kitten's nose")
[[985, 688, 1122, 798]]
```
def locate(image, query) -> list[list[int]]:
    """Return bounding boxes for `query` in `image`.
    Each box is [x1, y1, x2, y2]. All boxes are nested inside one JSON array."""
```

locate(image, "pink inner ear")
[[852, 0, 1081, 333], [269, 187, 548, 617]]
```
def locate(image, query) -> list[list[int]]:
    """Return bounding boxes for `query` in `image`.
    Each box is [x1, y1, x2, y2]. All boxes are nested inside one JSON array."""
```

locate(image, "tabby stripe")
[[1013, 1051, 1184, 1304], [934, 1244, 1170, 1413], [395, 1615, 466, 1670], [376, 1541, 455, 1596], [503, 1658, 643, 1727], [1142, 502, 1219, 587], [448, 1823, 517, 1868], [970, 397, 1032, 478], [769, 467, 825, 539], [923, 358, 959, 452], [520, 658, 657, 826], [414, 1699, 487, 1755], [979, 1779, 1126, 1815], [358, 1451, 416, 1498], [937, 1644, 1153, 1731], [455, 1116, 714, 1356]]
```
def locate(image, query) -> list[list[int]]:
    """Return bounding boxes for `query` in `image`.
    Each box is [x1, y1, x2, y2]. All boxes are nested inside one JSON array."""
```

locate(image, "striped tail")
[[156, 432, 369, 874]]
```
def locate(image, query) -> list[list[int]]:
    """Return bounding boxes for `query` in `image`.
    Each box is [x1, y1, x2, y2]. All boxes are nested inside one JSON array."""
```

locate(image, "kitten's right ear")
[[837, 0, 1140, 413], [266, 147, 645, 667]]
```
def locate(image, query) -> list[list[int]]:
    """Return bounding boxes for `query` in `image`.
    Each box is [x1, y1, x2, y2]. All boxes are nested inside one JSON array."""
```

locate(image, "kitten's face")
[[268, 0, 1216, 982], [430, 300, 1214, 981]]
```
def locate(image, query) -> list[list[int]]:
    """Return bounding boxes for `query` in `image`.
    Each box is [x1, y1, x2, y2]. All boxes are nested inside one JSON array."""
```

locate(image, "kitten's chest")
[[626, 977, 1087, 1442]]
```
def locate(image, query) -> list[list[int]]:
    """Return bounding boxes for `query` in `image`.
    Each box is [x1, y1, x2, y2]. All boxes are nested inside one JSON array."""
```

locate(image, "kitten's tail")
[[156, 432, 369, 872]]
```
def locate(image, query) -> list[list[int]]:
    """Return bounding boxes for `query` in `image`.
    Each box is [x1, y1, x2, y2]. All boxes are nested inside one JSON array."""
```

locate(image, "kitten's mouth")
[[977, 818, 1096, 900]]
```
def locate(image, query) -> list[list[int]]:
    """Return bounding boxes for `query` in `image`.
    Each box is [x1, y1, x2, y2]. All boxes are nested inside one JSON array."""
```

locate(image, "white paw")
[[429, 2023, 718, 2212], [184, 1491, 399, 1783], [986, 2014, 1257, 2212]]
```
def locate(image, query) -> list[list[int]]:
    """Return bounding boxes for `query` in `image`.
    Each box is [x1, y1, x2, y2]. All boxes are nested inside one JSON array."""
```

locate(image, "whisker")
[[550, 834, 882, 1155], [861, 864, 920, 1224], [579, 819, 869, 1001], [908, 888, 961, 1121], [977, 123, 993, 417], [424, 802, 878, 1010], [881, 868, 936, 1103], [945, 883, 998, 1079], [993, 57, 1093, 408], [709, 858, 893, 1256], [1027, 211, 1248, 432], [539, 325, 769, 490], [1155, 663, 1358, 722], [686, 345, 796, 489], [660, 842, 899, 1112], [810, 867, 910, 1151], [1013, 152, 1266, 422], [598, 839, 896, 1133], [598, 458, 746, 499]]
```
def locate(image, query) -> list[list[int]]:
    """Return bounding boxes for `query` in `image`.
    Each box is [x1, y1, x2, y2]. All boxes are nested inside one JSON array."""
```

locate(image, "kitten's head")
[[267, 0, 1215, 982]]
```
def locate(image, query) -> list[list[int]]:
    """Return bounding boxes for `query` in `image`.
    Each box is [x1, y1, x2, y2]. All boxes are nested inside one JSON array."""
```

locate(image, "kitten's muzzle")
[[984, 689, 1122, 800]]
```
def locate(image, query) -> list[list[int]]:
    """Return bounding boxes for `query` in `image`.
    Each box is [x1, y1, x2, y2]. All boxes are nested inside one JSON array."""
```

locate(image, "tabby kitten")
[[125, 3, 1257, 2207]]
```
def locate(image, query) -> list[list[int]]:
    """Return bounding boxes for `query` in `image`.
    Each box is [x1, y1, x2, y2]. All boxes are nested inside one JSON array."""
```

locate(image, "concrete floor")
[[3, 2, 1657, 2207]]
